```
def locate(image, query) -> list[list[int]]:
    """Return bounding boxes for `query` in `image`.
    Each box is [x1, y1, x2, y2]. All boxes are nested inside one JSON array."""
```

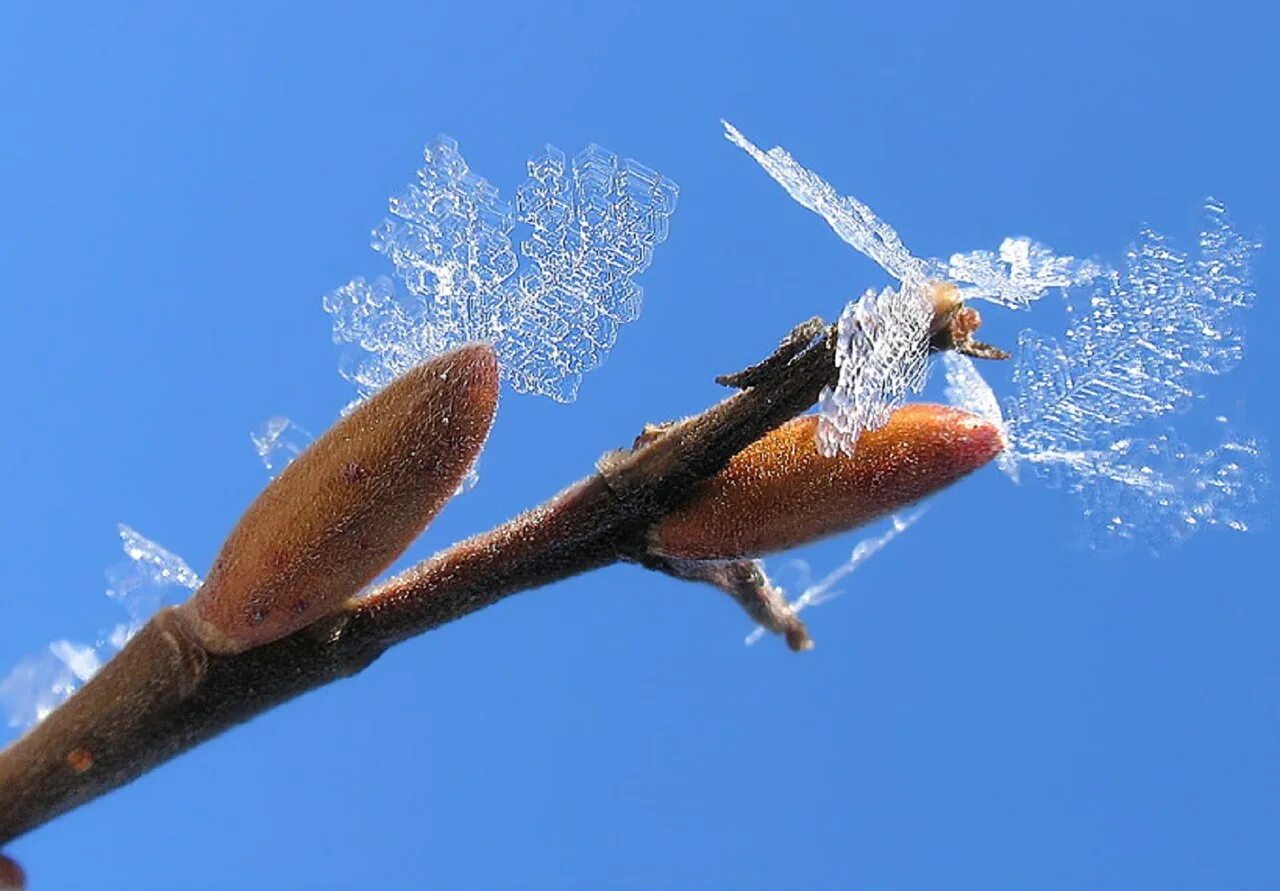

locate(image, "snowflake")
[[326, 136, 678, 403]]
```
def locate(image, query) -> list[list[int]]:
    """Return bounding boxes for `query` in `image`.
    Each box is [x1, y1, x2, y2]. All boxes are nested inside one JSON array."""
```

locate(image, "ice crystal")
[[745, 510, 926, 645], [0, 642, 101, 728], [1010, 201, 1256, 453], [107, 524, 202, 635], [944, 239, 1105, 310], [250, 416, 313, 477], [326, 136, 678, 403], [1005, 201, 1265, 549], [724, 121, 1102, 455], [941, 351, 1018, 480], [1, 526, 200, 731], [818, 284, 934, 456], [722, 121, 928, 284], [1017, 423, 1267, 551], [942, 201, 1266, 551]]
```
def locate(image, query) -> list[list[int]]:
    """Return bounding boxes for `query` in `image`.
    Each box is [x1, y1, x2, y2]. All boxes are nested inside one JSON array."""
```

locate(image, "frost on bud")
[[651, 404, 1003, 560], [182, 344, 500, 655]]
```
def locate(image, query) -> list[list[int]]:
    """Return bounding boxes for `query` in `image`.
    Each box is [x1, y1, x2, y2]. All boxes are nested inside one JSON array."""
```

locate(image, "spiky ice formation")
[[1010, 201, 1256, 452], [250, 417, 313, 478], [941, 352, 1018, 480], [1004, 201, 1266, 550], [944, 239, 1105, 309], [937, 201, 1266, 551], [1, 527, 200, 730], [326, 136, 678, 403], [744, 510, 926, 645], [818, 284, 934, 457], [723, 120, 1101, 455]]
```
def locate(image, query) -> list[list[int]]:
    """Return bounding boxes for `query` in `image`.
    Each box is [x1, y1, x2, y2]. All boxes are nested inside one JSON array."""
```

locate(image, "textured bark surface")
[[0, 319, 840, 845]]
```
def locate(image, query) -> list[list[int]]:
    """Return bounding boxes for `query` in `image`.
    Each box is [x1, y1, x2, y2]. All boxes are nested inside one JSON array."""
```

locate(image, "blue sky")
[[1, 2, 1277, 889]]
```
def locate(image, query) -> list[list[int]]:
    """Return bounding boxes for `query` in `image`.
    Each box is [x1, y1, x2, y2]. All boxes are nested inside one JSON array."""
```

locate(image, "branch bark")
[[0, 318, 837, 845]]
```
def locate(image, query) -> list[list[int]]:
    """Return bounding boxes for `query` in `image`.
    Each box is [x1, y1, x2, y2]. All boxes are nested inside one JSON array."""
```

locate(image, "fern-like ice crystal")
[[326, 136, 678, 403]]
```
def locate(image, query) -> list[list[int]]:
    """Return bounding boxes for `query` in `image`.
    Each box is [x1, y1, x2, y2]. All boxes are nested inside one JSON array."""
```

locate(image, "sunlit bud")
[[651, 404, 1003, 560], [183, 344, 500, 654]]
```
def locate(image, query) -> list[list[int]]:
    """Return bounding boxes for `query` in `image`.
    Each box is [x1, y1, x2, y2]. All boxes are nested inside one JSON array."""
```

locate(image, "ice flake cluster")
[[1, 526, 199, 730], [745, 510, 926, 645], [944, 239, 1106, 310], [929, 202, 1265, 550], [726, 123, 1264, 553], [724, 121, 1102, 456], [1010, 202, 1255, 451], [250, 416, 313, 477], [1002, 201, 1266, 549], [326, 136, 678, 403], [818, 284, 934, 457]]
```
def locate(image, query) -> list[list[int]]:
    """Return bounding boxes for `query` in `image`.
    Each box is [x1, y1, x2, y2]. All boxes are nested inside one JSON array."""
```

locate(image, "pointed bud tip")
[[895, 402, 1005, 472], [186, 344, 500, 655], [652, 404, 1003, 561]]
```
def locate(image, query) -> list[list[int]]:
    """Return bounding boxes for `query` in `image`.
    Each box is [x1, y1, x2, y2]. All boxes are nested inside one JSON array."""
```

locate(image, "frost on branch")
[[0, 526, 199, 731], [733, 110, 1267, 553], [723, 120, 1100, 455], [108, 525, 201, 633], [817, 284, 933, 457], [325, 136, 678, 403]]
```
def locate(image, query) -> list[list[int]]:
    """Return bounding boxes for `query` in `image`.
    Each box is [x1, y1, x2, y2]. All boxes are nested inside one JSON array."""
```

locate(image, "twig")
[[0, 318, 838, 844]]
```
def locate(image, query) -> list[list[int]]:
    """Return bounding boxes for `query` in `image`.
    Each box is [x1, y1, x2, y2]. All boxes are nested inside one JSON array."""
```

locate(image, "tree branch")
[[0, 318, 837, 845]]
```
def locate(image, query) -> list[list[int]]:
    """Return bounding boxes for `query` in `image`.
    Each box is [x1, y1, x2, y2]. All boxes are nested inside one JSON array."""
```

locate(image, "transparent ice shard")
[[941, 351, 1018, 481], [107, 524, 202, 637], [724, 121, 1098, 455], [454, 463, 480, 496], [250, 416, 314, 477], [0, 641, 100, 728], [326, 136, 678, 403], [944, 238, 1106, 309], [2, 526, 200, 731], [817, 283, 934, 457], [722, 121, 929, 284], [745, 509, 926, 645]]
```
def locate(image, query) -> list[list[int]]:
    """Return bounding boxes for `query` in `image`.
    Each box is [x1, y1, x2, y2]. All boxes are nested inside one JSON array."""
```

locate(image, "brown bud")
[[0, 854, 23, 891], [651, 404, 1003, 560], [926, 280, 1010, 360], [182, 344, 500, 654]]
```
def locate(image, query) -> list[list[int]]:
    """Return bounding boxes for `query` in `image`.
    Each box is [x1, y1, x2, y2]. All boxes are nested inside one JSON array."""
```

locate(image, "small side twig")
[[648, 556, 812, 651]]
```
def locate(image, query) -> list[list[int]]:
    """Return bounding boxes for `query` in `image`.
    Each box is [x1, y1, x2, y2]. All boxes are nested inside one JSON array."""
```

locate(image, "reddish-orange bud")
[[182, 344, 500, 654], [0, 854, 23, 891], [651, 404, 1003, 560]]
